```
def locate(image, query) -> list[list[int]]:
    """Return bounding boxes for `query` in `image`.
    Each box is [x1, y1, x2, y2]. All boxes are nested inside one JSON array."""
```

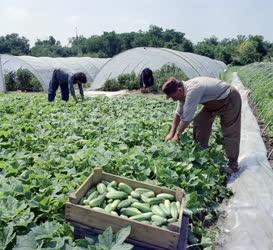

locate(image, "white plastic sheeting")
[[217, 73, 273, 250], [0, 55, 5, 92], [0, 54, 110, 91], [85, 89, 131, 97], [90, 47, 227, 90]]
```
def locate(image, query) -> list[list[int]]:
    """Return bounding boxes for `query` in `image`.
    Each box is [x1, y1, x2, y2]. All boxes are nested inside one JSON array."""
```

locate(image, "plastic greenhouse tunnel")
[[90, 47, 227, 90], [0, 54, 110, 92]]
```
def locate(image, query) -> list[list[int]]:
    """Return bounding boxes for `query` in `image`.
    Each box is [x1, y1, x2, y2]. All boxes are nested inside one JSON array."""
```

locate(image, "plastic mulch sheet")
[[217, 73, 273, 250], [85, 89, 131, 97], [0, 55, 5, 92]]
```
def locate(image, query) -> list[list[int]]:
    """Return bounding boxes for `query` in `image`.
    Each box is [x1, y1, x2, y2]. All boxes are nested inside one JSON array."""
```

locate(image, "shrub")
[[152, 64, 188, 92], [117, 73, 139, 90], [103, 79, 122, 91], [16, 68, 33, 91], [30, 77, 43, 92], [102, 73, 139, 91], [4, 71, 17, 91], [5, 68, 43, 92]]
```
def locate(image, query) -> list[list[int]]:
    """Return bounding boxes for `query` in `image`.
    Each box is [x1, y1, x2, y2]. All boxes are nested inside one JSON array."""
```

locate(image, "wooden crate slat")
[[69, 168, 103, 204], [66, 202, 180, 250], [72, 221, 174, 250]]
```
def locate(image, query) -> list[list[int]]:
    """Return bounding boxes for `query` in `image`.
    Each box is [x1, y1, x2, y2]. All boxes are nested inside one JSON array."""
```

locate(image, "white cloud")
[[132, 19, 148, 26], [119, 16, 148, 26], [118, 16, 129, 23], [117, 16, 149, 31], [2, 5, 30, 22], [65, 15, 80, 26]]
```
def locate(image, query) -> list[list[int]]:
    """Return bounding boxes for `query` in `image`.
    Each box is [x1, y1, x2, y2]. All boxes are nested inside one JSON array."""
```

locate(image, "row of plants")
[[222, 63, 273, 164], [222, 63, 273, 140], [4, 68, 43, 92], [238, 63, 273, 138], [0, 93, 230, 249], [100, 64, 188, 92]]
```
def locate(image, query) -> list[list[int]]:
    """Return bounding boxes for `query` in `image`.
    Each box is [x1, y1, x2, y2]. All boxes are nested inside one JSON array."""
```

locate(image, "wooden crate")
[[65, 168, 189, 250]]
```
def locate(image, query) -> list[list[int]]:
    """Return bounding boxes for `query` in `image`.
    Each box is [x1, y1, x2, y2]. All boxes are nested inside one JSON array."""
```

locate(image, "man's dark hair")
[[140, 68, 154, 88], [73, 72, 87, 83], [162, 77, 183, 96]]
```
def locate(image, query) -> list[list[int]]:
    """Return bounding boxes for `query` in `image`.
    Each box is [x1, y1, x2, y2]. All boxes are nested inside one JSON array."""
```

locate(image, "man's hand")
[[165, 132, 175, 142], [171, 133, 181, 143]]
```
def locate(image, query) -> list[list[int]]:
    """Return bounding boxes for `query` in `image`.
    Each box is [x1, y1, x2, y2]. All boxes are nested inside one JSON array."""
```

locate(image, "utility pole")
[[75, 27, 81, 56], [75, 27, 78, 40]]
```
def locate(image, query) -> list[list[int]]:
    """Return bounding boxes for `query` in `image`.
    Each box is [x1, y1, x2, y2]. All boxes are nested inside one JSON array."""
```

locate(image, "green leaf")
[[42, 236, 67, 249], [203, 247, 213, 250], [201, 236, 212, 247], [31, 221, 63, 241], [74, 237, 95, 248], [0, 224, 15, 249], [11, 208, 35, 228], [114, 225, 131, 246], [97, 227, 113, 249], [13, 234, 37, 250], [0, 196, 28, 223], [111, 243, 133, 250]]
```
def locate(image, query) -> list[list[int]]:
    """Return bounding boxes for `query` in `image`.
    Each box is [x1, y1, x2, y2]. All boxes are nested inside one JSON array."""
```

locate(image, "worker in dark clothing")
[[139, 68, 154, 93], [48, 69, 87, 102]]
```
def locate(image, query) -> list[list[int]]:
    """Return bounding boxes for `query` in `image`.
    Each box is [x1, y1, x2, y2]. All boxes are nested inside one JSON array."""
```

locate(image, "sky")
[[0, 0, 272, 46]]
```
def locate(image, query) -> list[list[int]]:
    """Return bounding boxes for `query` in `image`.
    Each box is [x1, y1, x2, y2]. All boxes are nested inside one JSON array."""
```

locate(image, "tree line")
[[0, 25, 273, 65]]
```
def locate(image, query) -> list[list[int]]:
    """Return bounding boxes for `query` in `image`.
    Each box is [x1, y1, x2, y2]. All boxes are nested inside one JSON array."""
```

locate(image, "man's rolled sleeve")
[[182, 86, 204, 122], [175, 101, 184, 117]]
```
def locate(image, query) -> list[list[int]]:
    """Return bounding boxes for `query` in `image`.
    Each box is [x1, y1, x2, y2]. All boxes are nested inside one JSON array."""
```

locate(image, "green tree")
[[130, 31, 149, 48], [214, 39, 236, 65], [162, 28, 193, 52], [2, 28, 272, 64], [119, 33, 135, 50], [69, 35, 88, 55], [100, 31, 121, 57], [233, 40, 261, 65], [0, 33, 30, 55], [69, 25, 193, 57], [31, 36, 75, 57], [248, 35, 267, 57], [147, 25, 164, 47], [194, 36, 219, 59], [263, 41, 273, 61]]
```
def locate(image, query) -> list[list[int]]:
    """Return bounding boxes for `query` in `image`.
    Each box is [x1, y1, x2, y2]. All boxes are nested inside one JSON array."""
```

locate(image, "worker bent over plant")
[[48, 69, 87, 103], [163, 77, 242, 174], [139, 68, 154, 93]]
